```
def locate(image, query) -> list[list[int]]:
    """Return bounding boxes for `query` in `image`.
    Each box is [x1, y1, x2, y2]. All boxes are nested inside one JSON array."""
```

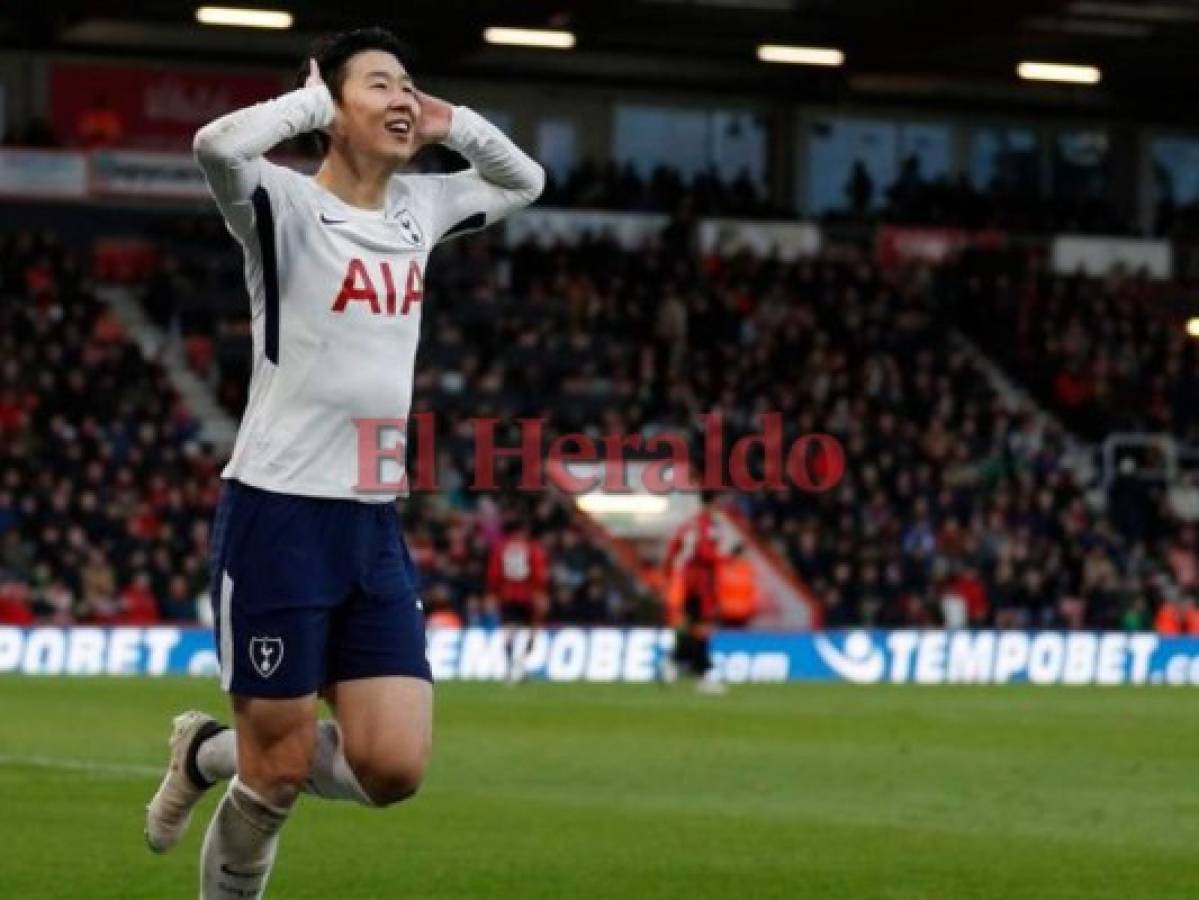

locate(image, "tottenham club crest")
[[389, 208, 424, 248], [249, 637, 284, 679]]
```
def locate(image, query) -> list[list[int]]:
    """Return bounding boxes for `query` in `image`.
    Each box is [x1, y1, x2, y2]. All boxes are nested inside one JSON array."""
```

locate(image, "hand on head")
[[413, 90, 452, 148], [305, 58, 338, 135], [305, 58, 323, 89]]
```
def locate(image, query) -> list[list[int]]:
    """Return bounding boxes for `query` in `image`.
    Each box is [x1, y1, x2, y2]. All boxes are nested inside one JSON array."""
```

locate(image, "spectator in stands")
[[1168, 525, 1198, 592], [32, 573, 76, 624], [716, 543, 758, 628], [846, 160, 874, 216], [0, 583, 34, 624], [1122, 596, 1150, 632], [120, 572, 160, 624], [78, 547, 117, 620], [426, 591, 463, 629], [888, 155, 925, 212], [989, 560, 1024, 629], [1154, 586, 1199, 635], [940, 563, 988, 629], [159, 574, 198, 622], [75, 95, 124, 148], [655, 287, 688, 380], [465, 595, 502, 629]]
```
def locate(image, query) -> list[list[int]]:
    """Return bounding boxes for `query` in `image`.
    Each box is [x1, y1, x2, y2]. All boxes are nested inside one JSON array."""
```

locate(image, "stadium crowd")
[[140, 208, 1181, 632], [3, 110, 1137, 236], [539, 160, 781, 219], [833, 156, 1129, 236], [0, 224, 652, 627], [3, 196, 1198, 631], [0, 228, 220, 625], [949, 254, 1199, 444], [482, 233, 1191, 631]]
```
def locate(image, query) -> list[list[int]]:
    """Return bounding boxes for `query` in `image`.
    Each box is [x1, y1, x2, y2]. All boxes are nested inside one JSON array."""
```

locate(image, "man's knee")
[[346, 741, 430, 807], [244, 746, 313, 801], [234, 699, 318, 806]]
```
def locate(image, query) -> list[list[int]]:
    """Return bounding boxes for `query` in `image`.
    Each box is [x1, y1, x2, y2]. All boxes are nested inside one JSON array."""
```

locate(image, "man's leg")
[[186, 498, 431, 822], [310, 504, 433, 806], [147, 676, 430, 831], [503, 602, 534, 684], [318, 676, 432, 806], [145, 711, 234, 853], [199, 694, 317, 899]]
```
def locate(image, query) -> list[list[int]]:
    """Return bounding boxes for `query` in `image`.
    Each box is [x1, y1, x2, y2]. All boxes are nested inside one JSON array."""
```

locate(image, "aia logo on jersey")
[[331, 258, 424, 316], [389, 207, 424, 248]]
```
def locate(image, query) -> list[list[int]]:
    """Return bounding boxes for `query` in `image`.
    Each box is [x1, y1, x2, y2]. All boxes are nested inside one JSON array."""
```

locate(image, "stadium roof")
[[12, 0, 1199, 121]]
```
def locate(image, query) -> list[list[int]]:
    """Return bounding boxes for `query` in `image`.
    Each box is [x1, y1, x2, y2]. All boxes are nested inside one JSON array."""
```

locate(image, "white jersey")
[[193, 85, 543, 501]]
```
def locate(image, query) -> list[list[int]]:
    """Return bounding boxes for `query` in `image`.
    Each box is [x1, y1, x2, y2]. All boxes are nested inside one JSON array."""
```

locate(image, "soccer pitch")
[[1, 679, 1197, 899]]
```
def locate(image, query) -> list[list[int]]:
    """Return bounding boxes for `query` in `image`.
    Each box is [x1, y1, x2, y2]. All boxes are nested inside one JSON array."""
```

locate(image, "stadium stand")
[[540, 160, 783, 219], [950, 253, 1199, 444], [0, 87, 1193, 633], [0, 220, 655, 628], [825, 161, 1128, 236], [0, 228, 221, 625], [68, 201, 1189, 633]]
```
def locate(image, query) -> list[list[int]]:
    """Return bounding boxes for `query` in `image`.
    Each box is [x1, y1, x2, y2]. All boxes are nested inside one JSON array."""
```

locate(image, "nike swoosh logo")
[[221, 863, 266, 879], [319, 213, 347, 225]]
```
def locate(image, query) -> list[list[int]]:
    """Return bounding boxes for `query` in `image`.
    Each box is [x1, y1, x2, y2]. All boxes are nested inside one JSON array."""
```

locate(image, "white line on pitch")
[[0, 754, 159, 778]]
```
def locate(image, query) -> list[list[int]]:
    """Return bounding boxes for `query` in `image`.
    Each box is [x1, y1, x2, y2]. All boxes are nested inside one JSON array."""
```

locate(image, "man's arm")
[[425, 104, 545, 243], [192, 78, 334, 240]]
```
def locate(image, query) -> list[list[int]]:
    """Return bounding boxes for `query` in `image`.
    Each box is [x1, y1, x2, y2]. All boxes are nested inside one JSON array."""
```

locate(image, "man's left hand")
[[414, 90, 453, 147]]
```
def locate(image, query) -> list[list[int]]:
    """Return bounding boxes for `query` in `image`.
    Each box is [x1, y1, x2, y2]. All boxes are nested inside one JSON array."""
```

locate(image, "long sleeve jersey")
[[193, 84, 544, 500]]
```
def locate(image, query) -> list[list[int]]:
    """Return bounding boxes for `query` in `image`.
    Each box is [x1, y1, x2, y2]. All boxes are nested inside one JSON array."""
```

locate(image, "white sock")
[[200, 776, 291, 900], [196, 730, 237, 784], [303, 720, 375, 806], [194, 721, 373, 805], [508, 630, 527, 683]]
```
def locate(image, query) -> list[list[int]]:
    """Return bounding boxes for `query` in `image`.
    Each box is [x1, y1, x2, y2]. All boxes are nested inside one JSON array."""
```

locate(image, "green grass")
[[1, 679, 1198, 899]]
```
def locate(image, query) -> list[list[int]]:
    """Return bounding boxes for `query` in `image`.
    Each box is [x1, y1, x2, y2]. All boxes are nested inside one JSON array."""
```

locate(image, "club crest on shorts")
[[249, 637, 284, 679], [389, 208, 424, 247]]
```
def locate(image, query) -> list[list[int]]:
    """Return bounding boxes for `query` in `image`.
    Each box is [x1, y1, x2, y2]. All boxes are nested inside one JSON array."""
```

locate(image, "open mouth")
[[385, 118, 413, 139]]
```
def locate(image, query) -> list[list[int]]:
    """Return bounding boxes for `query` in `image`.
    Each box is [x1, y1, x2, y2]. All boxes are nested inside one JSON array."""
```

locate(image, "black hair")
[[296, 26, 410, 156]]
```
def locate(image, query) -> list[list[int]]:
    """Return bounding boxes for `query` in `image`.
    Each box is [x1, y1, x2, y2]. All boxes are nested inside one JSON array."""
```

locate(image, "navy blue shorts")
[[208, 480, 430, 698]]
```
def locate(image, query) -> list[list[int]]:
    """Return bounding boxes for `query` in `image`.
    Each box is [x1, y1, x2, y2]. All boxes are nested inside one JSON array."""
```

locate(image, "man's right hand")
[[304, 58, 337, 132]]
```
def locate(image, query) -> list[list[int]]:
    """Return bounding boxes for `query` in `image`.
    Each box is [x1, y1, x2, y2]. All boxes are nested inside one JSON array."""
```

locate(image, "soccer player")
[[143, 27, 543, 899], [485, 518, 549, 681], [662, 494, 727, 693]]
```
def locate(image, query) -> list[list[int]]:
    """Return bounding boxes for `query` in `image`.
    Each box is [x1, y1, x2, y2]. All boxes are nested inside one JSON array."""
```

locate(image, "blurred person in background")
[[1121, 595, 1150, 632], [159, 574, 199, 622], [663, 494, 725, 693], [486, 518, 549, 627], [0, 582, 34, 625], [75, 95, 124, 148], [486, 518, 549, 682], [715, 543, 758, 628], [1154, 585, 1199, 636], [424, 586, 464, 629], [938, 562, 988, 629]]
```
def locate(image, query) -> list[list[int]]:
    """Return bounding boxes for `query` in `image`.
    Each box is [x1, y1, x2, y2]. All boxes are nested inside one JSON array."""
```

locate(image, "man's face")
[[333, 49, 420, 165]]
